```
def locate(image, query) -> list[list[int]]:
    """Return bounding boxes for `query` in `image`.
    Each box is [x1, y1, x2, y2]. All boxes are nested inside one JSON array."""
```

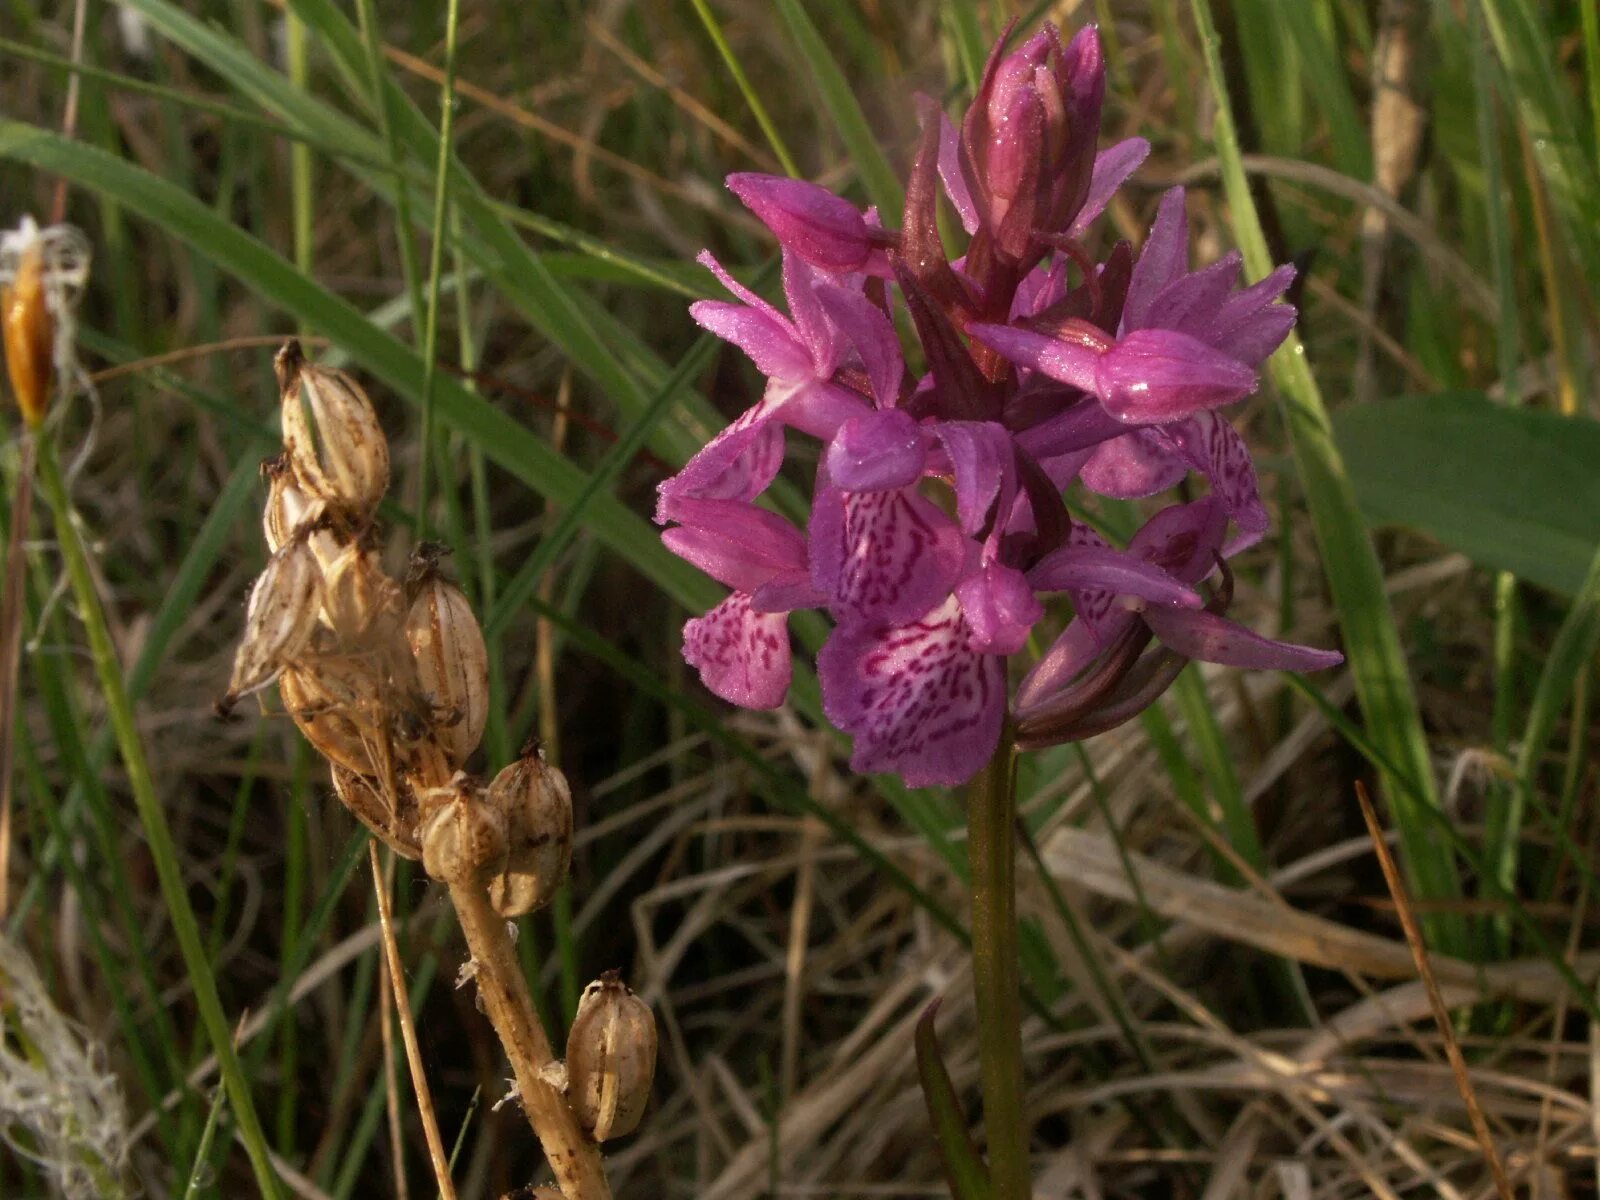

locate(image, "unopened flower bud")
[[484, 748, 573, 917], [961, 25, 1104, 257], [726, 174, 876, 273], [566, 973, 656, 1142], [279, 655, 384, 775], [276, 340, 390, 515], [331, 763, 422, 860], [405, 565, 489, 768], [226, 538, 322, 703], [420, 775, 506, 886]]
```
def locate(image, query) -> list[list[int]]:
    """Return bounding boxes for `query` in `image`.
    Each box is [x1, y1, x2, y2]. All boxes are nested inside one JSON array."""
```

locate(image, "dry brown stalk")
[[449, 880, 611, 1199], [371, 841, 457, 1200], [1354, 781, 1516, 1200]]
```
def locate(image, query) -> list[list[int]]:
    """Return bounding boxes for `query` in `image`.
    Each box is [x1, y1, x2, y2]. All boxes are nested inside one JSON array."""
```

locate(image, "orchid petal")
[[967, 322, 1100, 392], [1142, 605, 1343, 672], [726, 173, 873, 273], [933, 421, 1016, 536], [1144, 252, 1241, 334], [1095, 328, 1258, 422], [1078, 429, 1188, 498], [1121, 188, 1188, 332], [782, 253, 842, 374], [810, 478, 967, 626], [751, 570, 827, 614], [1153, 413, 1269, 550], [956, 561, 1043, 655], [655, 409, 786, 519], [815, 281, 905, 407], [818, 597, 1005, 787], [1129, 498, 1230, 584], [689, 299, 811, 381], [937, 112, 980, 234], [697, 250, 788, 327], [826, 409, 928, 492], [1068, 137, 1150, 237], [660, 499, 809, 591], [683, 592, 793, 709], [1029, 545, 1201, 609]]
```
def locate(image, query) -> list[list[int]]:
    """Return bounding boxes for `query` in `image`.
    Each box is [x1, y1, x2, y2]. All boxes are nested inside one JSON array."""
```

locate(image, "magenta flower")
[[657, 21, 1341, 788]]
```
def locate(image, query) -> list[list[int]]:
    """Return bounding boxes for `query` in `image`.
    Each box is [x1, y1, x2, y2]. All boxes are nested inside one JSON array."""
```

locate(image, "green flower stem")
[[967, 720, 1026, 1200], [32, 434, 284, 1200]]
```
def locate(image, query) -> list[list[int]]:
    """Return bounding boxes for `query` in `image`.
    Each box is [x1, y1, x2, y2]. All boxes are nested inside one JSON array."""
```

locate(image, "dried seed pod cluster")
[[227, 341, 655, 1174], [223, 340, 561, 897]]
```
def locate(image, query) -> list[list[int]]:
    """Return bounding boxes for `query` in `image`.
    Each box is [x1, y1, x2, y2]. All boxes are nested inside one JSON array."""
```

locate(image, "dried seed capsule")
[[321, 543, 401, 641], [404, 569, 489, 768], [276, 340, 389, 514], [484, 749, 573, 917], [261, 454, 343, 569], [419, 775, 506, 886], [1, 233, 52, 428], [1, 219, 88, 428], [279, 653, 385, 775], [225, 539, 322, 704], [566, 973, 656, 1142], [330, 764, 422, 860]]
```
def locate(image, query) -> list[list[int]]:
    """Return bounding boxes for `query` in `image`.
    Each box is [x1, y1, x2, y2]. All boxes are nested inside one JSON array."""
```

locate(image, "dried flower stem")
[[370, 842, 456, 1200], [447, 880, 610, 1200], [967, 720, 1026, 1200]]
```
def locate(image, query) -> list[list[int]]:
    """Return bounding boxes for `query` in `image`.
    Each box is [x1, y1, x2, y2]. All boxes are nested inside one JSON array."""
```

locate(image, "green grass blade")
[[688, 0, 800, 176], [773, 0, 905, 216], [942, 2, 988, 96], [1477, 0, 1600, 292], [1189, 0, 1466, 954]]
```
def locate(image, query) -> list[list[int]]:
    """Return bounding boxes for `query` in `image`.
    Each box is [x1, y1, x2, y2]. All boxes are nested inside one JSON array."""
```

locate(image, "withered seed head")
[[225, 538, 323, 703], [420, 775, 507, 886], [484, 749, 573, 917], [566, 973, 656, 1142], [276, 340, 390, 515], [405, 571, 489, 769], [330, 763, 422, 860]]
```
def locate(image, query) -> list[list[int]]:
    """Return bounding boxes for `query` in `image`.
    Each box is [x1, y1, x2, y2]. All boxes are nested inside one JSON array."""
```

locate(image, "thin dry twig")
[[1355, 780, 1516, 1200], [377, 933, 413, 1200], [372, 841, 453, 1200]]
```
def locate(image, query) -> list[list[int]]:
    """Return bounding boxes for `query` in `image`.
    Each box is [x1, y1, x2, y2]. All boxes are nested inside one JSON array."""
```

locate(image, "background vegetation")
[[2, 0, 1599, 1196]]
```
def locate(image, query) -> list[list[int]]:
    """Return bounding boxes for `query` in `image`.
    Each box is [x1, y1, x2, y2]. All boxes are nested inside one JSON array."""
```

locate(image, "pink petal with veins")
[[819, 596, 1005, 787], [684, 592, 793, 709]]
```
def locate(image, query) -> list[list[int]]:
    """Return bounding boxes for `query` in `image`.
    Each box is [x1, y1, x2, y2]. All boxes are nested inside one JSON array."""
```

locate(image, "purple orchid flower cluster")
[[655, 23, 1341, 789]]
